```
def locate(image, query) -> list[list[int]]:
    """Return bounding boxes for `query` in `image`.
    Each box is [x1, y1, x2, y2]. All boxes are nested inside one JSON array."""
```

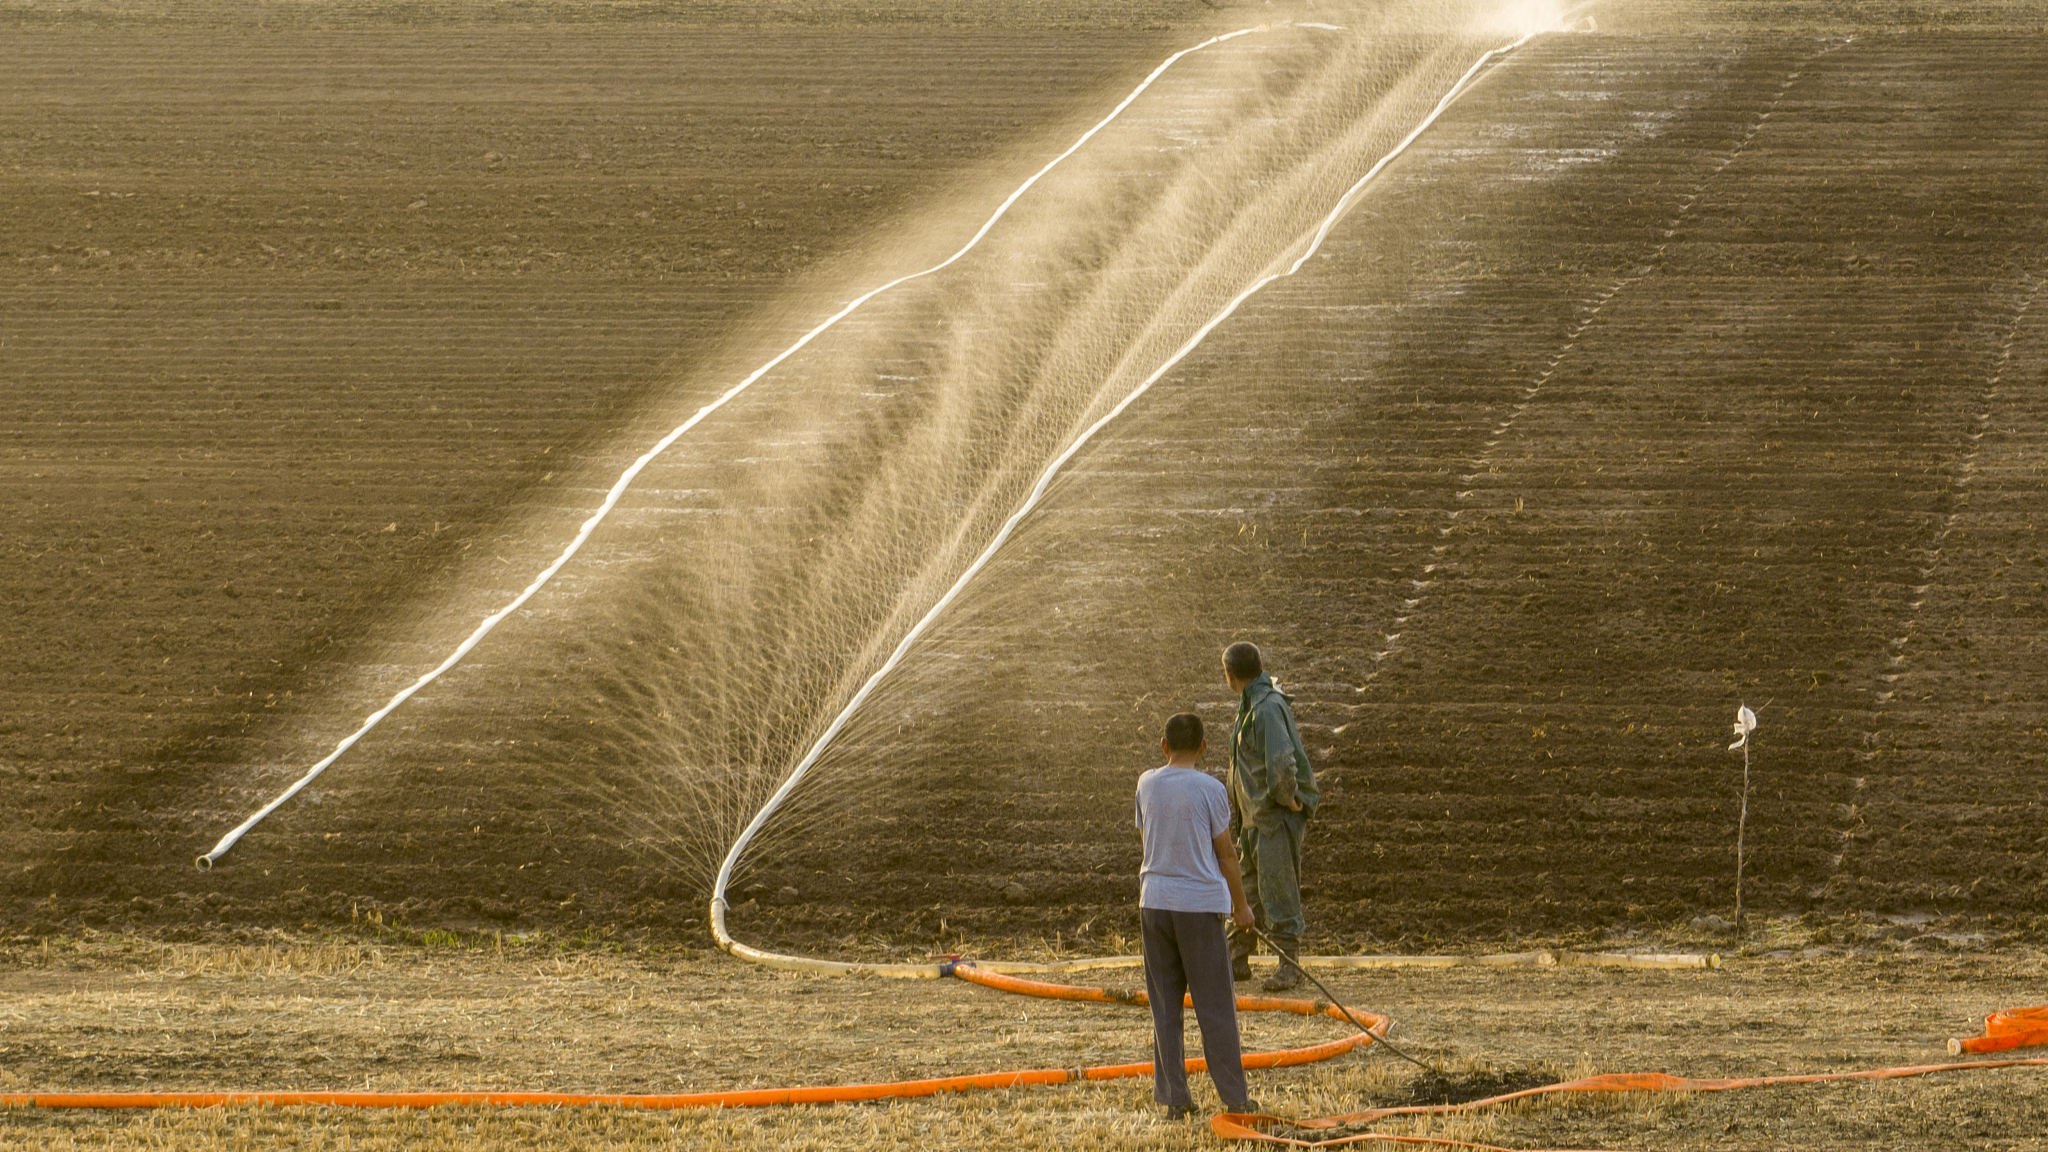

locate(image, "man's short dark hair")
[[1165, 712, 1204, 753], [1223, 641, 1263, 681]]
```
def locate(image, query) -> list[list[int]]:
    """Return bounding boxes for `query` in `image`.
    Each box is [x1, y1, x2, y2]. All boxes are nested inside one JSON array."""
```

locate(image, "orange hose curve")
[[16, 955, 2035, 1152], [1951, 1006, 2048, 1055], [952, 962, 1395, 1028], [1, 964, 1387, 1113]]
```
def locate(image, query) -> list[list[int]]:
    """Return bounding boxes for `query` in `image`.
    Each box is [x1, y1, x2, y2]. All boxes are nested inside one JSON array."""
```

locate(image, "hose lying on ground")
[[1950, 1006, 2048, 1055], [0, 962, 1387, 1112], [10, 958, 2044, 1152]]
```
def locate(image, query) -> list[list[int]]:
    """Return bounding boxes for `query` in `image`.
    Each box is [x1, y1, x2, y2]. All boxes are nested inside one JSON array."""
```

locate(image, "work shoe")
[[1165, 1104, 1195, 1121], [1260, 961, 1303, 993], [1224, 1098, 1261, 1115]]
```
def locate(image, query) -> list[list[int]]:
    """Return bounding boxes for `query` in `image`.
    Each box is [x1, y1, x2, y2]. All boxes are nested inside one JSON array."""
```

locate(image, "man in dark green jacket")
[[1222, 641, 1319, 992]]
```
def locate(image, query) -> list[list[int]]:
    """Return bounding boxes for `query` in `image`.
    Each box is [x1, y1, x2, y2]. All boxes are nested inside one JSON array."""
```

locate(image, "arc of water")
[[711, 28, 1545, 947], [194, 23, 1283, 871]]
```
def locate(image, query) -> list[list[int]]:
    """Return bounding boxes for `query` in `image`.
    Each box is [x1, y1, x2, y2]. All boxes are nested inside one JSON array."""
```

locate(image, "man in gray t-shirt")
[[1134, 712, 1257, 1119]]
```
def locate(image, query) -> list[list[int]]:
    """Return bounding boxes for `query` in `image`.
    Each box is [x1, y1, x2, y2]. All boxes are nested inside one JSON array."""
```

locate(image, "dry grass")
[[5, 935, 2048, 1149]]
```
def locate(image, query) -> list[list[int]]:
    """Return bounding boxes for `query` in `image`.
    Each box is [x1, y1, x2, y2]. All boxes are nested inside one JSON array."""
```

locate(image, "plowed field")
[[791, 23, 2048, 952], [7, 0, 2048, 969], [1, 3, 1183, 940]]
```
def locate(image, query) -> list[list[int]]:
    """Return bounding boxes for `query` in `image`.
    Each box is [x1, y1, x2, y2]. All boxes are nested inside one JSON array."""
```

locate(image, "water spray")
[[711, 16, 1549, 944], [191, 21, 1280, 872]]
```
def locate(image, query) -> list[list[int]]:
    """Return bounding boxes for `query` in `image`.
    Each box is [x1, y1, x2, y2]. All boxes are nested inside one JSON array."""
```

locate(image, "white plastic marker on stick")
[[713, 25, 1549, 956], [195, 23, 1280, 871], [1730, 703, 1758, 930], [1730, 704, 1757, 750]]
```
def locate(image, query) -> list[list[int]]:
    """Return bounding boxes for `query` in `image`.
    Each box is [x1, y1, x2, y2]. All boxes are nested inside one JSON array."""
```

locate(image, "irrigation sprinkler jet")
[[190, 20, 1283, 872], [711, 19, 1554, 957]]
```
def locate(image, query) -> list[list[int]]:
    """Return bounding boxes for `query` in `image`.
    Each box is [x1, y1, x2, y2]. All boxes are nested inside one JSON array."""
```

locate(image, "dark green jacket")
[[1230, 673, 1318, 830]]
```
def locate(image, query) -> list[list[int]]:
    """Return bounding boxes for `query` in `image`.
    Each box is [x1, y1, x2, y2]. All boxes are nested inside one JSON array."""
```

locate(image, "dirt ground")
[[3, 932, 2047, 1150], [6, 0, 2048, 1085], [0, 0, 1189, 938], [717, 10, 2048, 959]]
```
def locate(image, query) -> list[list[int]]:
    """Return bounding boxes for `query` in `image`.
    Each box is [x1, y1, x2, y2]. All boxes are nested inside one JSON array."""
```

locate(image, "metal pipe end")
[[195, 855, 214, 871]]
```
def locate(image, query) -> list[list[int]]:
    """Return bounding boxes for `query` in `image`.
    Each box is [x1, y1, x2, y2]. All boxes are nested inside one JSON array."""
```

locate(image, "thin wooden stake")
[[1736, 737, 1750, 932]]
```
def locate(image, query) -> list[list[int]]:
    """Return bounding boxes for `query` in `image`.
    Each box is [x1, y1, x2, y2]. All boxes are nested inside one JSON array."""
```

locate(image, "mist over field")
[[2, 0, 2043, 973]]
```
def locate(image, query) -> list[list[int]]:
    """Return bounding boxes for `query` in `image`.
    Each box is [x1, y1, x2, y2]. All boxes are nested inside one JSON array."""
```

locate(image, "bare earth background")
[[6, 0, 2048, 1147], [11, 0, 2048, 949]]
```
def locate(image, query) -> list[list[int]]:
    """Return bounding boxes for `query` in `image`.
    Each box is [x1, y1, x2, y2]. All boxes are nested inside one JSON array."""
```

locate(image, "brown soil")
[[735, 18, 2048, 957], [0, 2, 1186, 939], [7, 0, 2048, 966]]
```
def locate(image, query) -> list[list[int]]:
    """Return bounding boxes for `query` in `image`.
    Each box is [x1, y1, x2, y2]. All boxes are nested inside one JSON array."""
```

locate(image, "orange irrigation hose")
[[2, 965, 1385, 1113], [952, 962, 1395, 1030], [1211, 1059, 2048, 1147], [15, 953, 2036, 1152], [1951, 1006, 2048, 1055]]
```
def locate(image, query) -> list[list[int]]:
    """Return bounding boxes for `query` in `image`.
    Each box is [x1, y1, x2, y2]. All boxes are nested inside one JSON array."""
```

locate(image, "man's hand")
[[1232, 902, 1255, 930]]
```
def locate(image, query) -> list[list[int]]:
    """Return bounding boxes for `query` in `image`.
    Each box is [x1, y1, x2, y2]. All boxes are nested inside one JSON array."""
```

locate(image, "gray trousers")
[[1230, 810, 1306, 961], [1140, 906, 1249, 1108]]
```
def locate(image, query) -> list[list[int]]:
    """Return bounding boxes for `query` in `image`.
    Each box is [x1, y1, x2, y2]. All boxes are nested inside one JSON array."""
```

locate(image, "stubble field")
[[5, 934, 2048, 1150]]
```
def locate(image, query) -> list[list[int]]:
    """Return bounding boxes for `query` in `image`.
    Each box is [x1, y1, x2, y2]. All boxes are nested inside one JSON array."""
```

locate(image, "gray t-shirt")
[[1134, 765, 1233, 914]]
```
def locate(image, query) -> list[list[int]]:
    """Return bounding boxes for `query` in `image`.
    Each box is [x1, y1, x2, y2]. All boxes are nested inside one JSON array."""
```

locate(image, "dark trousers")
[[1230, 810, 1306, 962], [1140, 906, 1249, 1108]]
